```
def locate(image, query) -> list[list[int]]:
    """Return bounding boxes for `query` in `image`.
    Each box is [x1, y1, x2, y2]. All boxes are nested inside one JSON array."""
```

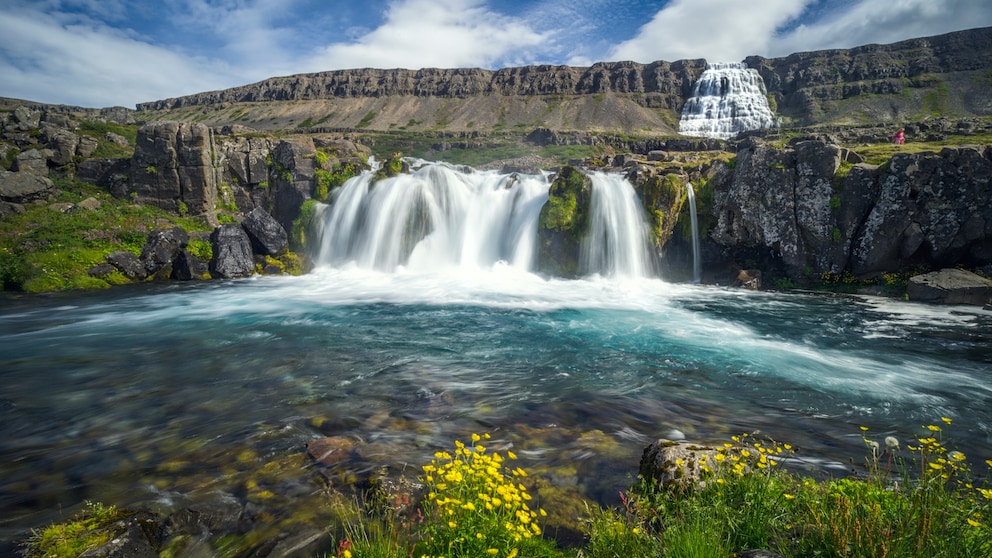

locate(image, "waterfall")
[[315, 161, 656, 279], [679, 62, 777, 139], [687, 183, 701, 283], [316, 161, 548, 271], [580, 172, 655, 278]]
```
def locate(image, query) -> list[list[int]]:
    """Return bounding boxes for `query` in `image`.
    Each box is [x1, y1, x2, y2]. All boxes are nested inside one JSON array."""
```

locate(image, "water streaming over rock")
[[580, 172, 655, 277], [679, 62, 777, 139], [687, 183, 701, 283], [316, 161, 656, 278]]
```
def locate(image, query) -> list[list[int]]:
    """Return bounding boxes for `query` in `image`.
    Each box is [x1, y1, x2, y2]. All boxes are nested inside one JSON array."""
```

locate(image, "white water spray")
[[687, 183, 701, 283], [316, 162, 549, 271], [315, 161, 657, 279], [679, 62, 777, 139], [581, 172, 655, 278]]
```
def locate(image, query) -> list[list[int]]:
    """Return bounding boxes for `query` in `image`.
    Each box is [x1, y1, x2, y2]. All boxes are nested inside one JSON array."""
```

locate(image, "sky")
[[2, 0, 991, 109]]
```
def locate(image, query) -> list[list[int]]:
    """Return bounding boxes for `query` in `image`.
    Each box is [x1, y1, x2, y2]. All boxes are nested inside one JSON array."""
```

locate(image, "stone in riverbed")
[[906, 268, 992, 306], [305, 436, 356, 466]]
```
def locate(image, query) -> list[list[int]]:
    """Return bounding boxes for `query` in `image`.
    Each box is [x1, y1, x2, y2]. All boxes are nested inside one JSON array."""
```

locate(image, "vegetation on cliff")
[[0, 176, 211, 292]]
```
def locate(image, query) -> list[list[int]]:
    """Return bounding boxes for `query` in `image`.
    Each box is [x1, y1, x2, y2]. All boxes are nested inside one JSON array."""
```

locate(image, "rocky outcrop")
[[128, 122, 217, 222], [705, 140, 992, 280], [907, 268, 992, 305], [268, 137, 316, 233], [748, 26, 992, 124], [0, 168, 56, 216], [537, 166, 592, 277], [135, 27, 992, 132], [138, 60, 707, 110], [849, 146, 992, 275]]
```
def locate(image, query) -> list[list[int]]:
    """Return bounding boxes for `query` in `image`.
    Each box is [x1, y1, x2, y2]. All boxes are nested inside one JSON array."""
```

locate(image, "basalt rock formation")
[[134, 27, 992, 133]]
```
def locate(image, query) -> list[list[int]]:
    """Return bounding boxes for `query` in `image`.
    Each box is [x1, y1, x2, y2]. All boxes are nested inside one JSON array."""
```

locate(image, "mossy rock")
[[536, 166, 591, 277]]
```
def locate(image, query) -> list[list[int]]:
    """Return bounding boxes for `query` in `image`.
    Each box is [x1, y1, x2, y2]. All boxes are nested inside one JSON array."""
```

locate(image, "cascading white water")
[[687, 183, 701, 283], [679, 62, 777, 139], [316, 161, 549, 271], [580, 172, 655, 278], [315, 161, 657, 278]]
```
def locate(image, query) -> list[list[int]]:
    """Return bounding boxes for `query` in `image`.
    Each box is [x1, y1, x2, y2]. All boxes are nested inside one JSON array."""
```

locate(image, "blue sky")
[[2, 0, 991, 108]]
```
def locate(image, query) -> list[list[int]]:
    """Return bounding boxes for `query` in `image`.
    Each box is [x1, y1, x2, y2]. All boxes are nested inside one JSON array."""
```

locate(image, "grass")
[[0, 177, 212, 292], [327, 420, 992, 557], [21, 420, 992, 557]]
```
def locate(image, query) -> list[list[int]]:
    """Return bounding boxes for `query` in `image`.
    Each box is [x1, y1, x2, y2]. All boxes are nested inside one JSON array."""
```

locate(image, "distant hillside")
[[133, 26, 992, 135]]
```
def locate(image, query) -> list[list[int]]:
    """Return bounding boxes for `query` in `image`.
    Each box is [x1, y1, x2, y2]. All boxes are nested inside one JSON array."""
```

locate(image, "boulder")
[[639, 439, 723, 489], [47, 129, 79, 166], [242, 207, 288, 255], [140, 227, 189, 279], [106, 251, 147, 280], [13, 149, 49, 176], [76, 135, 99, 158], [171, 249, 210, 281], [0, 169, 55, 204], [907, 268, 992, 305], [210, 224, 254, 278]]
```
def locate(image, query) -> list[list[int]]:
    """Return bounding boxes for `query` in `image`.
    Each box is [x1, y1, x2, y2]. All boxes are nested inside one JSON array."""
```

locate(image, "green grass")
[[22, 420, 992, 557], [0, 178, 211, 292], [77, 120, 139, 159]]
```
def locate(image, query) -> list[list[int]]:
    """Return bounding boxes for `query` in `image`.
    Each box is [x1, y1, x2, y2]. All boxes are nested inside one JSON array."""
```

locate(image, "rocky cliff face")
[[137, 60, 705, 110], [136, 27, 992, 132], [702, 139, 992, 280]]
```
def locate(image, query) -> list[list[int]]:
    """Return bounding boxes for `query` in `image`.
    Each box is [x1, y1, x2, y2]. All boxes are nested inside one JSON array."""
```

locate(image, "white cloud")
[[0, 6, 237, 107], [303, 0, 549, 70], [608, 0, 811, 63], [768, 0, 992, 57]]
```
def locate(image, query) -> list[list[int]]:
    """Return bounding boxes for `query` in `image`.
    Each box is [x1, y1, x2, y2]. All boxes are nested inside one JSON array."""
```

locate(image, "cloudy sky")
[[2, 0, 991, 108]]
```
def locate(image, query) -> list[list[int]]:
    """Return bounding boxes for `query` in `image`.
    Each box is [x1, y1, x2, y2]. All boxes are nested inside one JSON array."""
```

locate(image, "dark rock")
[[140, 227, 189, 278], [171, 249, 209, 281], [0, 201, 25, 218], [0, 169, 55, 203], [907, 268, 992, 306], [269, 137, 316, 233], [87, 263, 117, 277], [106, 251, 147, 280], [77, 511, 162, 558], [242, 207, 288, 255], [166, 493, 244, 535], [129, 122, 217, 221], [77, 158, 130, 188], [210, 224, 254, 278]]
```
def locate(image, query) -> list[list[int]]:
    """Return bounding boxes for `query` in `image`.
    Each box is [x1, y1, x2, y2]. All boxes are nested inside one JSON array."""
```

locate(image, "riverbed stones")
[[106, 251, 148, 280], [305, 436, 356, 466], [907, 268, 992, 305]]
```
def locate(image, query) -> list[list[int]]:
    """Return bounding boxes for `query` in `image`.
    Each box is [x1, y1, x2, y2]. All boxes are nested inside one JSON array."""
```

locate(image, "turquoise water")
[[2, 268, 991, 549]]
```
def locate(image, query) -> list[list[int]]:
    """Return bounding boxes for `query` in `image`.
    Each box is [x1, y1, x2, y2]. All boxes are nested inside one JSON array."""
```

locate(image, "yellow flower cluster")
[[418, 434, 545, 558], [712, 432, 793, 479]]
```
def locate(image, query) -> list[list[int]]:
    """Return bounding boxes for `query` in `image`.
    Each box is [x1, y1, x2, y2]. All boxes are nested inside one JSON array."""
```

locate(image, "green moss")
[[291, 199, 320, 252], [22, 501, 127, 558], [357, 111, 377, 128], [539, 166, 588, 233]]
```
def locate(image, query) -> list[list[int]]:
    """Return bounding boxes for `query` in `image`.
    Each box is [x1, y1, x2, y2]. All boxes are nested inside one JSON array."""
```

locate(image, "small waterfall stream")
[[687, 183, 701, 283], [580, 172, 655, 278], [679, 62, 777, 139]]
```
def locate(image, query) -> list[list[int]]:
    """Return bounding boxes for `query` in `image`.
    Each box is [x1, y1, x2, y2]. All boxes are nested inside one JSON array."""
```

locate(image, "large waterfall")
[[315, 161, 655, 278], [679, 62, 777, 139]]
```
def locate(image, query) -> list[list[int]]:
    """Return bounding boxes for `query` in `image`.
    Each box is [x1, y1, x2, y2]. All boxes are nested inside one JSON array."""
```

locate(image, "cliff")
[[133, 27, 992, 133]]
